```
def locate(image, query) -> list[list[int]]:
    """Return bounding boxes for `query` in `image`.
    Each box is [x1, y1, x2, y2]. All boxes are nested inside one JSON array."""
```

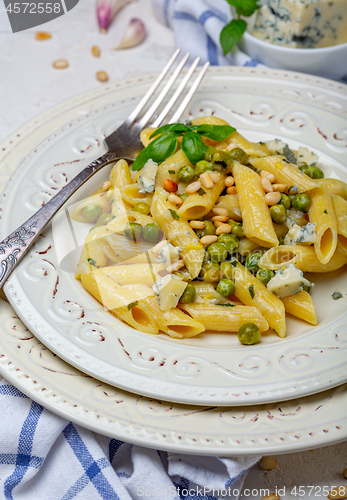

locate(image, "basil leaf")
[[132, 148, 150, 171], [220, 19, 247, 55], [132, 134, 178, 171], [196, 124, 236, 141], [248, 284, 255, 299], [226, 0, 260, 17], [181, 131, 206, 165], [169, 209, 179, 220], [127, 301, 138, 310], [283, 144, 297, 164], [150, 123, 188, 139]]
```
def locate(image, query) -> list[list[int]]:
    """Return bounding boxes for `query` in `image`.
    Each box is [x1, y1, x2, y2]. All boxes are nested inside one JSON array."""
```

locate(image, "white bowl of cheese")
[[238, 0, 347, 80]]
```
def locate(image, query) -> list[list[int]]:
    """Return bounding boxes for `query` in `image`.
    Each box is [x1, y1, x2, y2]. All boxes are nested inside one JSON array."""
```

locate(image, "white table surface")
[[0, 0, 346, 497]]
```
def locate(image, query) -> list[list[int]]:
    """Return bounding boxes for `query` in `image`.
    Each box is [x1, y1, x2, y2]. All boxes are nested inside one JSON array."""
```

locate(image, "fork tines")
[[126, 50, 210, 131]]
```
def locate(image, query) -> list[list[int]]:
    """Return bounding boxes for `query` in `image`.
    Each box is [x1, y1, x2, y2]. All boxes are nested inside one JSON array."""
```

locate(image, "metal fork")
[[0, 50, 210, 289]]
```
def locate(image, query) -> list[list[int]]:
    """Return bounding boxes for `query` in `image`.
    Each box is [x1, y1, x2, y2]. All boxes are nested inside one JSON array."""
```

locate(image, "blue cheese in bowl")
[[267, 263, 314, 298], [138, 159, 158, 193], [251, 0, 347, 48]]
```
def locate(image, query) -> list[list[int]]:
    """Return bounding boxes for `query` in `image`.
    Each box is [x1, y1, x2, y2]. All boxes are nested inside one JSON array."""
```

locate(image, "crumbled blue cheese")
[[284, 222, 316, 246], [138, 159, 158, 193], [154, 243, 181, 264], [266, 138, 287, 155], [297, 147, 319, 166], [152, 274, 187, 311], [251, 0, 347, 48], [267, 264, 314, 298]]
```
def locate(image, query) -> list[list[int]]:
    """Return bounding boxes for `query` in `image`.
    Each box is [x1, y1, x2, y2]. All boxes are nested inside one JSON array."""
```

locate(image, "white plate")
[[1, 67, 347, 406], [0, 293, 347, 456]]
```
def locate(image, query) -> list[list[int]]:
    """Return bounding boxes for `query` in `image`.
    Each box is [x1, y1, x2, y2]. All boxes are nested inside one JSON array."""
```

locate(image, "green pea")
[[245, 251, 261, 272], [298, 163, 313, 178], [280, 193, 291, 210], [279, 235, 286, 245], [207, 242, 228, 263], [270, 204, 287, 225], [196, 220, 216, 238], [177, 165, 196, 183], [143, 223, 162, 243], [256, 268, 274, 285], [292, 193, 311, 212], [237, 323, 261, 345], [96, 213, 115, 226], [218, 233, 239, 253], [310, 165, 324, 179], [228, 147, 249, 165], [217, 279, 235, 298], [179, 284, 196, 303], [195, 160, 213, 176], [221, 261, 234, 280], [228, 220, 244, 238], [200, 261, 220, 282], [212, 151, 231, 170], [133, 202, 150, 215], [124, 222, 143, 241], [82, 204, 101, 222], [203, 145, 218, 162]]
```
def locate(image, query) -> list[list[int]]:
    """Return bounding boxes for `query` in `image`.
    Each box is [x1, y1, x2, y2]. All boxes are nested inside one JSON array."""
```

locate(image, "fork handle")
[[0, 151, 120, 289]]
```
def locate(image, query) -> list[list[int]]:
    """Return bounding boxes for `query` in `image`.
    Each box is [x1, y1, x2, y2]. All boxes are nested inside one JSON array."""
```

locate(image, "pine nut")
[[200, 172, 214, 189], [186, 181, 201, 194], [53, 59, 68, 69], [261, 177, 273, 193], [201, 235, 218, 246], [328, 487, 347, 499], [96, 71, 109, 82], [166, 260, 184, 273], [151, 240, 168, 254], [261, 170, 276, 183], [35, 32, 51, 40], [225, 176, 235, 187], [216, 224, 232, 235], [189, 220, 205, 229], [209, 172, 221, 183], [212, 207, 229, 217], [343, 468, 347, 479], [227, 186, 237, 195], [272, 183, 287, 192], [259, 457, 277, 470], [214, 221, 223, 228], [168, 194, 183, 205], [100, 180, 112, 192], [264, 192, 281, 206], [92, 45, 101, 57], [262, 495, 279, 500], [163, 179, 178, 192], [212, 215, 228, 222]]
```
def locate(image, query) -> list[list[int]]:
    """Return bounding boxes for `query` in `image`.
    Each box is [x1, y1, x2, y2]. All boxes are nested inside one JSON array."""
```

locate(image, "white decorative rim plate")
[[1, 294, 347, 456], [1, 67, 347, 407]]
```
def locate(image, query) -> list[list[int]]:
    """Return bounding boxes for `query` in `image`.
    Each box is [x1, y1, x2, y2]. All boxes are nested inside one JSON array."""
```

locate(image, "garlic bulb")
[[115, 18, 146, 49], [97, 0, 133, 32]]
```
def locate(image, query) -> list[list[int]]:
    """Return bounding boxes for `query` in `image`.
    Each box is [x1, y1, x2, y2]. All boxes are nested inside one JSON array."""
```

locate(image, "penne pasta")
[[249, 156, 317, 192], [332, 194, 347, 255], [151, 188, 205, 279], [214, 195, 242, 221], [281, 291, 318, 326], [120, 183, 153, 207], [179, 303, 269, 332], [177, 174, 226, 220], [259, 245, 347, 272], [110, 159, 132, 189], [233, 162, 278, 247], [71, 192, 111, 223], [308, 183, 337, 264], [100, 262, 166, 286], [238, 237, 261, 256], [316, 178, 347, 200], [226, 131, 269, 157]]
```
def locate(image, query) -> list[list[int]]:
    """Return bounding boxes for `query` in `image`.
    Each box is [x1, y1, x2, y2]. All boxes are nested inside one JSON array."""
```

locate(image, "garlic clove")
[[115, 18, 146, 49], [96, 0, 133, 32]]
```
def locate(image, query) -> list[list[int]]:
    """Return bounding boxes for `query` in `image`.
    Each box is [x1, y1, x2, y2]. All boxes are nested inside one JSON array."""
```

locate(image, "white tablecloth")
[[0, 0, 346, 497]]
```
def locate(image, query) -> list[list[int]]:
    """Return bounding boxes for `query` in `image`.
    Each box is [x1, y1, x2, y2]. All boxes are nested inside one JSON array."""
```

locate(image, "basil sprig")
[[132, 122, 236, 171], [220, 0, 260, 55]]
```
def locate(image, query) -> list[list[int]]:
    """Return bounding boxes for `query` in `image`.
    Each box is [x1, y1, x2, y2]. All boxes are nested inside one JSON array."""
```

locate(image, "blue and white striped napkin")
[[0, 379, 260, 499], [151, 0, 263, 68]]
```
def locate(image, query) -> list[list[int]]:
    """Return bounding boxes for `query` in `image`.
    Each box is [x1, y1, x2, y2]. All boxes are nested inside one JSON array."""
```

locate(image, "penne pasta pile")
[[72, 116, 347, 344]]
